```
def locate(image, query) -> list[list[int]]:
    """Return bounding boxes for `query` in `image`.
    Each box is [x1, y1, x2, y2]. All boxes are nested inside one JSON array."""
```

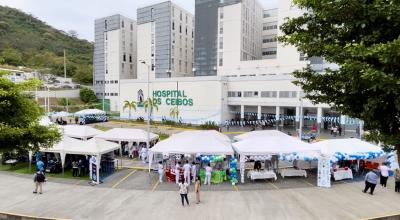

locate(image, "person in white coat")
[[191, 161, 197, 183], [158, 161, 164, 183], [204, 163, 212, 185], [175, 162, 181, 184], [183, 160, 191, 185], [140, 146, 147, 163]]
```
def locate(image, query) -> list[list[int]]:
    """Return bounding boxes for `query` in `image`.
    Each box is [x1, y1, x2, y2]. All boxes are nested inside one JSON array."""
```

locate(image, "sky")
[[0, 0, 278, 42]]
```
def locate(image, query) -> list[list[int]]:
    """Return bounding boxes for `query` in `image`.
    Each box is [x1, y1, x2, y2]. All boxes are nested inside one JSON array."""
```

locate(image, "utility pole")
[[64, 49, 69, 112], [299, 97, 304, 140]]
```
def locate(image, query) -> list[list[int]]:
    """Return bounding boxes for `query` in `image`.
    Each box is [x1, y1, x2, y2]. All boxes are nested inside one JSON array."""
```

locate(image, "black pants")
[[180, 194, 189, 206], [364, 181, 376, 194], [395, 182, 400, 192], [72, 168, 78, 177], [380, 176, 388, 187]]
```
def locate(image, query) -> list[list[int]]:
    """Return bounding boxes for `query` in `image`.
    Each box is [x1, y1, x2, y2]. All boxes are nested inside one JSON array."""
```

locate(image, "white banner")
[[317, 155, 331, 188]]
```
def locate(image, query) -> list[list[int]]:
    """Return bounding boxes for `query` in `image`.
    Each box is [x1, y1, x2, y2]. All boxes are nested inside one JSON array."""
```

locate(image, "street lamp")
[[139, 60, 151, 151], [299, 97, 304, 140]]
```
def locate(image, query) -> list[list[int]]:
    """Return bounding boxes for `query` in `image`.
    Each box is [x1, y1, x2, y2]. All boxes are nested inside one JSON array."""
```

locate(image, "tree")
[[58, 98, 68, 110], [1, 48, 23, 66], [279, 0, 400, 161], [0, 70, 61, 153], [169, 106, 179, 120], [79, 87, 97, 103], [123, 100, 137, 120], [143, 97, 159, 119], [67, 30, 78, 38], [73, 65, 93, 84]]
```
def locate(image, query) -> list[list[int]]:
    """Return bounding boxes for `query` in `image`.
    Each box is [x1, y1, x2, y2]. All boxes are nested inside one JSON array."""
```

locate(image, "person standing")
[[72, 161, 79, 177], [175, 162, 181, 184], [33, 169, 46, 194], [394, 169, 400, 193], [140, 146, 147, 163], [78, 159, 84, 177], [195, 176, 201, 204], [178, 179, 189, 207], [191, 162, 197, 183], [379, 162, 389, 187], [158, 161, 164, 183], [204, 163, 212, 185], [183, 160, 191, 185], [363, 169, 379, 195]]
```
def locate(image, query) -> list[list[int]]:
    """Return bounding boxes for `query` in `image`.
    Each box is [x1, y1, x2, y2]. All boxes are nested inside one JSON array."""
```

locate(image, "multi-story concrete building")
[[137, 1, 194, 79], [262, 8, 278, 59], [93, 14, 137, 111]]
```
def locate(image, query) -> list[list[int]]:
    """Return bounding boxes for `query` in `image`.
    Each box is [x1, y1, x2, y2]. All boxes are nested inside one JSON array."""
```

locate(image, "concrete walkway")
[[1, 173, 400, 220]]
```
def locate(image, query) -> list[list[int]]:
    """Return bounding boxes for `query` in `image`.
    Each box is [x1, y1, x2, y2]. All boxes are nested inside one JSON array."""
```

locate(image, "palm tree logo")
[[123, 101, 136, 120]]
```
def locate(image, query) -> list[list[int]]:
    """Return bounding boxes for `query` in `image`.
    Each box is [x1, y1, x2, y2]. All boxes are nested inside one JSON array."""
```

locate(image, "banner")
[[317, 155, 331, 188]]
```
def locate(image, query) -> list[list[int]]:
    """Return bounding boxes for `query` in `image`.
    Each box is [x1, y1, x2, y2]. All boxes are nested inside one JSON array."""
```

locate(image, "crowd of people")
[[363, 162, 400, 195]]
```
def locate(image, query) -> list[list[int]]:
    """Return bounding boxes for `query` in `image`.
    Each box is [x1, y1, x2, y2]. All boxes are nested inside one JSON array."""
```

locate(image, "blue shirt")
[[365, 171, 379, 184], [36, 160, 44, 171]]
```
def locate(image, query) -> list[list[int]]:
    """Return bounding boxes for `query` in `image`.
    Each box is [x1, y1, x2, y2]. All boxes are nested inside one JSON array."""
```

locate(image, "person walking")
[[379, 162, 389, 187], [175, 162, 181, 184], [204, 163, 212, 185], [394, 169, 400, 193], [363, 169, 379, 195], [194, 176, 201, 204], [158, 161, 164, 183], [72, 161, 79, 177], [183, 160, 191, 185], [178, 179, 189, 207], [33, 169, 46, 194], [78, 159, 84, 177], [191, 162, 197, 183]]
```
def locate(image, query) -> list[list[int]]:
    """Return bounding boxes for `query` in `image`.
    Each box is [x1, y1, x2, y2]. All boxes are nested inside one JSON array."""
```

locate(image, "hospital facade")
[[94, 0, 349, 131]]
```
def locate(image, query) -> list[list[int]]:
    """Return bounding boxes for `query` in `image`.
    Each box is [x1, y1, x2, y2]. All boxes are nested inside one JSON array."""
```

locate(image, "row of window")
[[263, 35, 277, 43], [228, 91, 298, 98], [105, 93, 119, 96], [263, 22, 278, 31], [95, 80, 119, 85]]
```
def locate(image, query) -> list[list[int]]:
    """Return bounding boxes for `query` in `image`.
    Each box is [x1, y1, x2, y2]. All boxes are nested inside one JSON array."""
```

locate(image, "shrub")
[[200, 121, 219, 130]]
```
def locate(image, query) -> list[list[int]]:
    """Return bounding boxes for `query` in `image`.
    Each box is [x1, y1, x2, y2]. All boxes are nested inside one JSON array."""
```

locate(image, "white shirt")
[[380, 165, 389, 177], [158, 164, 163, 172], [183, 163, 191, 173], [191, 164, 196, 174], [205, 166, 212, 175], [175, 164, 180, 173], [179, 182, 188, 194]]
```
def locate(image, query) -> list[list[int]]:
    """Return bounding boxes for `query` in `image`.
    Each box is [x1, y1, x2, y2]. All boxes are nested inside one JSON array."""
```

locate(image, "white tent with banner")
[[312, 138, 384, 162], [40, 136, 120, 184], [234, 130, 291, 141], [62, 125, 103, 140], [96, 128, 160, 157], [232, 135, 320, 184], [74, 109, 107, 124], [148, 130, 234, 170]]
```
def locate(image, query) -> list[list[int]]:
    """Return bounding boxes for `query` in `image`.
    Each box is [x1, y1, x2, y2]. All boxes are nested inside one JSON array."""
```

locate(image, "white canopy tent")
[[40, 136, 120, 184], [312, 138, 384, 162], [234, 130, 291, 141], [50, 111, 73, 118], [38, 116, 53, 126], [232, 135, 320, 183], [96, 128, 159, 142], [74, 109, 105, 116], [96, 128, 159, 157], [62, 125, 103, 140], [149, 130, 234, 170]]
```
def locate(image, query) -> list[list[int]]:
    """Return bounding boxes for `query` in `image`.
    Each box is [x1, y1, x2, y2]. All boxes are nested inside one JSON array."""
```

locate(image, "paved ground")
[[1, 172, 400, 220]]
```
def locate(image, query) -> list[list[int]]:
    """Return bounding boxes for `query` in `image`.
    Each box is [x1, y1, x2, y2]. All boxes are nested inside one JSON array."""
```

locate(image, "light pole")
[[139, 60, 151, 150], [299, 97, 304, 140]]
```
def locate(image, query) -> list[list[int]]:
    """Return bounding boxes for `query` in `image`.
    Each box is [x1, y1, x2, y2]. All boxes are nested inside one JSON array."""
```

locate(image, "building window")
[[186, 27, 188, 35], [179, 60, 182, 72], [299, 53, 307, 61], [263, 22, 278, 30], [262, 35, 277, 43], [261, 91, 277, 98], [180, 11, 182, 21], [121, 20, 124, 28], [129, 55, 132, 62], [279, 91, 297, 98], [123, 54, 126, 62], [130, 23, 133, 31], [219, 37, 223, 49], [172, 22, 175, 30], [151, 8, 154, 20], [243, 91, 259, 97], [220, 10, 224, 19], [179, 25, 182, 33], [104, 20, 107, 30], [262, 47, 277, 56], [227, 91, 242, 97], [219, 58, 223, 66]]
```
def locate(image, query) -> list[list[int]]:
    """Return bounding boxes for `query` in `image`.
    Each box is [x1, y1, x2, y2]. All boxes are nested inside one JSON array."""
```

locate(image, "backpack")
[[36, 172, 45, 182]]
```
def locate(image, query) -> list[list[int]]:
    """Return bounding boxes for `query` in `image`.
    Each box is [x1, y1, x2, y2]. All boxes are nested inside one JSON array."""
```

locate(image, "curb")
[[0, 211, 69, 220]]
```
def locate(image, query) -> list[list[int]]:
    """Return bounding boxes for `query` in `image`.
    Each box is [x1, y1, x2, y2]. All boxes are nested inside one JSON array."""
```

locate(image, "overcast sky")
[[0, 0, 278, 42]]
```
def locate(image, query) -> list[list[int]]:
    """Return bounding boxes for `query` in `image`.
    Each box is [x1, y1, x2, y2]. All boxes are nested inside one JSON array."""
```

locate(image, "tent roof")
[[150, 130, 233, 155], [62, 125, 103, 139], [41, 136, 120, 156], [234, 130, 291, 141], [96, 128, 159, 142], [50, 111, 73, 117], [38, 116, 53, 126], [232, 136, 320, 155], [312, 138, 383, 155], [74, 109, 105, 116]]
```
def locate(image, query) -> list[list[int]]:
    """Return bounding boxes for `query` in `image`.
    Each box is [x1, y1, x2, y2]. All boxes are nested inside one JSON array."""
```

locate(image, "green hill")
[[0, 5, 93, 84]]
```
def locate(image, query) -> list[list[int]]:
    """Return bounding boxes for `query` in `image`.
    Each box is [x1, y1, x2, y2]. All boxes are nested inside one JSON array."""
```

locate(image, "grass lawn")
[[0, 162, 89, 180]]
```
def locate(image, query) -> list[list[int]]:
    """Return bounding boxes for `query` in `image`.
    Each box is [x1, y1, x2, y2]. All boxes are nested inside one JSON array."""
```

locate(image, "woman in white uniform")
[[158, 161, 164, 183], [140, 146, 147, 163], [191, 161, 197, 183], [183, 160, 191, 185], [175, 162, 181, 184], [205, 163, 212, 185]]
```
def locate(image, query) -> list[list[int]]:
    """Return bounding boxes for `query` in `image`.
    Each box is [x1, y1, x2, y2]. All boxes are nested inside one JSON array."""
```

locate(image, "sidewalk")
[[1, 172, 400, 220]]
